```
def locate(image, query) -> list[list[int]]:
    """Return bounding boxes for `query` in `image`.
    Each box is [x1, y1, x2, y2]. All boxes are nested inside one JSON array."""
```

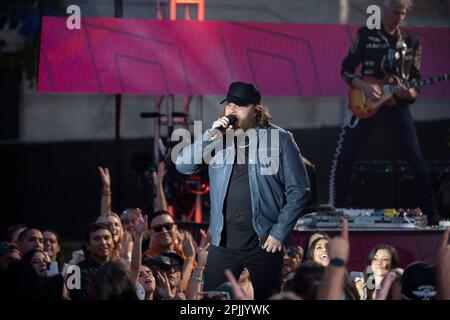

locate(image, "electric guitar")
[[348, 73, 449, 119]]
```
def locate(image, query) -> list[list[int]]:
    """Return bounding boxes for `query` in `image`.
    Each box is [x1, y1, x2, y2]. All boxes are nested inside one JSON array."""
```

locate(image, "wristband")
[[190, 276, 203, 282], [329, 257, 346, 267]]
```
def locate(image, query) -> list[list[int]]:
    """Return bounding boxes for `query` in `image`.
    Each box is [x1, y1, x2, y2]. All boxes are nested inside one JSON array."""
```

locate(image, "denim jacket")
[[175, 124, 310, 246]]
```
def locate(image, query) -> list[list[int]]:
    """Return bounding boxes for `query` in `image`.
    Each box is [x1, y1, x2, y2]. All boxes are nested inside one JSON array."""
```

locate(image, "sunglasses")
[[151, 223, 174, 233], [286, 251, 297, 258]]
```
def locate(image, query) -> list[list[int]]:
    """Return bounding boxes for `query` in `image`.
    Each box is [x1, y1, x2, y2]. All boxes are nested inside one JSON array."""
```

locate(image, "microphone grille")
[[227, 115, 238, 126]]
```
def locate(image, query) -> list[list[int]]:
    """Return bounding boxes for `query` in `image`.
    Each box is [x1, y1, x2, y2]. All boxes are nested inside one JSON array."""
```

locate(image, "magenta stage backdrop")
[[38, 17, 450, 98]]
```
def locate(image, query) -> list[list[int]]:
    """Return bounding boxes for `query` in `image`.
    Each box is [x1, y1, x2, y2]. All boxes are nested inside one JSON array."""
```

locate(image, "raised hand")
[[375, 271, 397, 300], [327, 218, 350, 262], [131, 214, 147, 240], [316, 219, 350, 300], [224, 269, 248, 300], [120, 231, 132, 258], [197, 243, 210, 268], [155, 270, 174, 299], [238, 267, 254, 300], [98, 166, 111, 190], [437, 228, 450, 300], [199, 229, 208, 248], [157, 161, 167, 179], [182, 231, 196, 260], [195, 229, 210, 257], [152, 161, 167, 186], [173, 287, 186, 300]]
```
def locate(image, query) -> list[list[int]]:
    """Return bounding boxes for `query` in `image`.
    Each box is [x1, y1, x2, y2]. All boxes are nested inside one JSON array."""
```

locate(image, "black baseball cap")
[[401, 261, 437, 300], [143, 250, 184, 271], [220, 81, 261, 106]]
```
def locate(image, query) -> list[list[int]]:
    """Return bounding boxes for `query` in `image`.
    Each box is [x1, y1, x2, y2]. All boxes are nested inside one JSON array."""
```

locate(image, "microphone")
[[209, 115, 238, 141], [214, 115, 238, 132]]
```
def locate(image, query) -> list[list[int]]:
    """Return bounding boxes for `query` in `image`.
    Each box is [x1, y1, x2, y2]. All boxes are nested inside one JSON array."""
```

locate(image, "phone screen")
[[47, 261, 59, 276]]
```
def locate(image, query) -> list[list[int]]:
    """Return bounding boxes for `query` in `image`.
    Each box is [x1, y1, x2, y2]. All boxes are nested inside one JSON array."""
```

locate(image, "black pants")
[[333, 105, 438, 220], [204, 244, 283, 300]]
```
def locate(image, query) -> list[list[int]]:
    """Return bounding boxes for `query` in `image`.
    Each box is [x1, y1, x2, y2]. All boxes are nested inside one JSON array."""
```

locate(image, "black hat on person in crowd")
[[401, 261, 437, 300], [142, 250, 184, 271]]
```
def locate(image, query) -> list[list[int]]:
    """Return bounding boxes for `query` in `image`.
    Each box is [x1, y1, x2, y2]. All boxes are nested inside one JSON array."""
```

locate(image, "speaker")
[[351, 160, 450, 209], [351, 161, 395, 208], [395, 161, 417, 209]]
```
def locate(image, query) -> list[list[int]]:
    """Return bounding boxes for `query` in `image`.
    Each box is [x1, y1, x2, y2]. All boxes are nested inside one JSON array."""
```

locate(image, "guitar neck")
[[405, 73, 449, 89]]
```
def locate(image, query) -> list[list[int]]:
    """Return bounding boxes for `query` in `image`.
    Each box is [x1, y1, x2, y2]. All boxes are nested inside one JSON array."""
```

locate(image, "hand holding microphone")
[[208, 115, 238, 141], [211, 115, 238, 132]]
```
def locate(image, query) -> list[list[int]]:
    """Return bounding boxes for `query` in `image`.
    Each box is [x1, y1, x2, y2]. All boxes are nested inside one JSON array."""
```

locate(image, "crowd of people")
[[0, 164, 449, 300]]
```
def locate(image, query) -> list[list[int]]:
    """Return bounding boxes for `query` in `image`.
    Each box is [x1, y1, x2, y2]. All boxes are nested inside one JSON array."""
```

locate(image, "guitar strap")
[[377, 27, 408, 81]]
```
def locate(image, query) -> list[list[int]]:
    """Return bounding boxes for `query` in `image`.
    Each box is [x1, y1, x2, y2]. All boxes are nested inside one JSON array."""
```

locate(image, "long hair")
[[96, 213, 124, 260], [255, 104, 272, 128], [304, 232, 330, 256], [305, 236, 330, 262], [365, 244, 400, 270], [43, 228, 65, 272], [343, 274, 360, 300], [89, 260, 138, 300], [22, 248, 47, 264], [363, 244, 400, 300], [0, 260, 44, 299], [303, 237, 359, 300]]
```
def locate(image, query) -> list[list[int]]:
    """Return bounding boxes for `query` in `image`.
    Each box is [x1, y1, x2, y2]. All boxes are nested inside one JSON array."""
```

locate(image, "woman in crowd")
[[306, 235, 359, 300], [96, 212, 126, 261], [23, 248, 66, 299], [23, 249, 48, 277], [0, 260, 44, 299], [43, 228, 67, 275], [304, 231, 329, 252], [306, 235, 331, 266], [137, 264, 156, 300], [355, 244, 400, 300]]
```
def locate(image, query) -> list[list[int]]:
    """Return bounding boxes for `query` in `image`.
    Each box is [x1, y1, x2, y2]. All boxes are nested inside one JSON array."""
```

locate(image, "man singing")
[[176, 81, 310, 299]]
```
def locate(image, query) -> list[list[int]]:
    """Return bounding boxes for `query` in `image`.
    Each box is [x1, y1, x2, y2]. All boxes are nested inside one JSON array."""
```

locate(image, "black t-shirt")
[[220, 137, 259, 250]]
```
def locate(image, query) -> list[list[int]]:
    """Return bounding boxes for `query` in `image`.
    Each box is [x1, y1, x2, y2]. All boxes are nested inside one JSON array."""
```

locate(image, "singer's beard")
[[235, 115, 256, 131]]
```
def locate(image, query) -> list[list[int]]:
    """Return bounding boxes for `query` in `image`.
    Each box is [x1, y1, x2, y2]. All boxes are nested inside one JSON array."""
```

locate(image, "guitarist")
[[333, 0, 441, 224]]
